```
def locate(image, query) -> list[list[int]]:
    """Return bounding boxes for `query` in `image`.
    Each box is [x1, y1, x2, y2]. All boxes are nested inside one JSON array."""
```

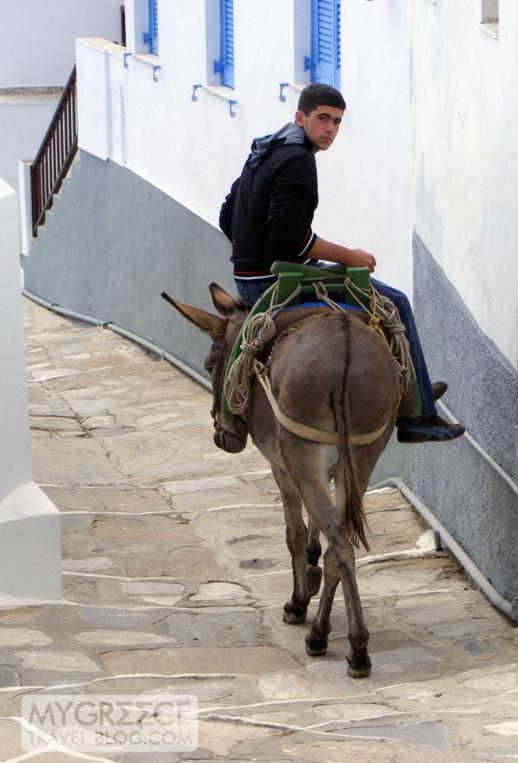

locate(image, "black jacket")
[[219, 128, 319, 279]]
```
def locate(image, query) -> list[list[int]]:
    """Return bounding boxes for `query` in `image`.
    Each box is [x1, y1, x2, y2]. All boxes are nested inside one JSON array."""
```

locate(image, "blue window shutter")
[[307, 0, 341, 89], [214, 0, 234, 88], [143, 0, 159, 55]]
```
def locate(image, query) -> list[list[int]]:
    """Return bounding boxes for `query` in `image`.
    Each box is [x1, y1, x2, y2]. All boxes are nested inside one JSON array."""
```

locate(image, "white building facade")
[[22, 0, 518, 614]]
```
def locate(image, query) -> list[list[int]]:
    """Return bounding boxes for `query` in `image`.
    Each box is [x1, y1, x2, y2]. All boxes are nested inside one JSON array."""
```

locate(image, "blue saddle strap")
[[280, 301, 362, 312]]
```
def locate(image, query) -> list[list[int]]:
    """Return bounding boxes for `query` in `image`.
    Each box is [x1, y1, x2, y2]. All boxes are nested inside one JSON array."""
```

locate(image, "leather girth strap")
[[256, 372, 389, 446]]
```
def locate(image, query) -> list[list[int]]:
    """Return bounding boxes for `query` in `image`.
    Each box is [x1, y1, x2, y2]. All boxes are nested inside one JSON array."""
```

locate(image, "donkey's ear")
[[161, 292, 226, 344], [209, 283, 242, 317]]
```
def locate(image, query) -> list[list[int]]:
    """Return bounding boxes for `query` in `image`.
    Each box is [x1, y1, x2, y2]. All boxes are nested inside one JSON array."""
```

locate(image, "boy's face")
[[295, 104, 344, 152]]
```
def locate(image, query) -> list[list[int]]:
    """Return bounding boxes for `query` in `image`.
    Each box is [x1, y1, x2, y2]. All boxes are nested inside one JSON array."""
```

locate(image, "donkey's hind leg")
[[271, 465, 311, 625], [296, 473, 371, 678], [305, 546, 339, 656], [307, 521, 322, 597]]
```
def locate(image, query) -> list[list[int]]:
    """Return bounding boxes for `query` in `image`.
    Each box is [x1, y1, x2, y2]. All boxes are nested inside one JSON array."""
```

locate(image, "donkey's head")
[[161, 284, 249, 452]]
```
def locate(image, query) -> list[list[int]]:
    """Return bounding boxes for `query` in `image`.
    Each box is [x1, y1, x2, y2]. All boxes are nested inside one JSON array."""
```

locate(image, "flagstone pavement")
[[0, 297, 517, 762]]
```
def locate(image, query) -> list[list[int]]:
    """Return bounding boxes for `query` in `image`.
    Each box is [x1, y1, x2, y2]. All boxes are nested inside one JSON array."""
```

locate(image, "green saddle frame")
[[221, 261, 421, 424]]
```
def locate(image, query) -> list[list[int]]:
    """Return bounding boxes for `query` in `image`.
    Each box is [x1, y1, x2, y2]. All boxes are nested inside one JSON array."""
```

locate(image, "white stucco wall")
[[325, 0, 413, 294], [0, 179, 61, 601], [0, 180, 31, 500], [0, 0, 122, 89], [84, 0, 304, 220], [413, 0, 518, 368]]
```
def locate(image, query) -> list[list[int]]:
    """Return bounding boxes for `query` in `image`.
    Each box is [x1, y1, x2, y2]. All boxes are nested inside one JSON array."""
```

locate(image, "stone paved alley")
[[0, 298, 517, 762]]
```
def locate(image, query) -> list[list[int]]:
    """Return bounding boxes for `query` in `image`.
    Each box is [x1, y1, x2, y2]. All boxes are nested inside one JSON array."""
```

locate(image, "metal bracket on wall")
[[279, 83, 289, 102], [123, 52, 132, 68], [228, 99, 238, 118], [152, 65, 161, 82], [192, 84, 203, 102]]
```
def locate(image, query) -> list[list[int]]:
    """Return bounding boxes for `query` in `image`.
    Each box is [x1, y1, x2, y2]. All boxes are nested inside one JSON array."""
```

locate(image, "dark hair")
[[298, 84, 346, 115]]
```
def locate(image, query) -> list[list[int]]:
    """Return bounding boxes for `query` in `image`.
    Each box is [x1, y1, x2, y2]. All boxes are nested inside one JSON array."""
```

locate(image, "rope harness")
[[223, 277, 415, 446]]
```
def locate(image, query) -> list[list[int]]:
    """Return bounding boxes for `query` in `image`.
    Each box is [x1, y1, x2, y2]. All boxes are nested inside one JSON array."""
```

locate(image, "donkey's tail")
[[332, 388, 370, 551]]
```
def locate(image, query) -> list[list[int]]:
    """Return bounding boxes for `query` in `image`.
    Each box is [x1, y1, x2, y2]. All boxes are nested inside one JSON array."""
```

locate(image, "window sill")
[[125, 53, 162, 81], [195, 85, 238, 117], [203, 85, 236, 100], [480, 22, 499, 39], [133, 52, 161, 66]]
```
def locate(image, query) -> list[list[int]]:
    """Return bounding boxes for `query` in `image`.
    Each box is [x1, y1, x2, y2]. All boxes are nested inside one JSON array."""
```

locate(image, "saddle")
[[222, 261, 420, 426]]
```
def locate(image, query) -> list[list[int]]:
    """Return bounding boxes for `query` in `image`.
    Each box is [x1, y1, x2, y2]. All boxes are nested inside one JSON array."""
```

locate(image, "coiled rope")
[[223, 283, 301, 416]]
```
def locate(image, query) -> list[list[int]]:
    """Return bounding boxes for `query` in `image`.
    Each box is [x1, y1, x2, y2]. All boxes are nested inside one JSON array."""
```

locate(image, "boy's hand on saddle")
[[348, 249, 377, 273], [310, 238, 376, 272]]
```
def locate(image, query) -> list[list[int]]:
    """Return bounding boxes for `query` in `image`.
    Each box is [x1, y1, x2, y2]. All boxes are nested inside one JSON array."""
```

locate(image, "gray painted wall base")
[[412, 233, 517, 604]]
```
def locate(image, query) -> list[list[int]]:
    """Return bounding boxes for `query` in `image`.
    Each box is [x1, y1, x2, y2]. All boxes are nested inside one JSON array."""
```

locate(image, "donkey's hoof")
[[306, 564, 322, 597], [283, 602, 307, 625], [346, 654, 372, 678], [305, 632, 328, 656]]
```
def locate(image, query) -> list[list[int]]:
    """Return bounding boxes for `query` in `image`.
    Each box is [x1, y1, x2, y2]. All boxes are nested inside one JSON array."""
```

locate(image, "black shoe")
[[397, 414, 465, 444], [432, 381, 448, 402]]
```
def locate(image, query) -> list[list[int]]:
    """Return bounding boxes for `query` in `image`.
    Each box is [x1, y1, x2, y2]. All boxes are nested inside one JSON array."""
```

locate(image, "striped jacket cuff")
[[295, 229, 317, 260]]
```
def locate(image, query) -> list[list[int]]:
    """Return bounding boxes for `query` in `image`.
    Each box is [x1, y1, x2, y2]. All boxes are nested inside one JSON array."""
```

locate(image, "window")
[[214, 0, 234, 88], [143, 0, 159, 55], [305, 0, 341, 89]]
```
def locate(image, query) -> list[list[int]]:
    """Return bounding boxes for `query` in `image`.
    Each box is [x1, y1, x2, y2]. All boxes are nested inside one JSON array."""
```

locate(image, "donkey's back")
[[268, 311, 400, 452]]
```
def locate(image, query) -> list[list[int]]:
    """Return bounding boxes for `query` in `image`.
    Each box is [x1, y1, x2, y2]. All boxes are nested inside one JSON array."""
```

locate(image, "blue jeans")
[[370, 277, 435, 421], [235, 269, 436, 422], [235, 278, 277, 310]]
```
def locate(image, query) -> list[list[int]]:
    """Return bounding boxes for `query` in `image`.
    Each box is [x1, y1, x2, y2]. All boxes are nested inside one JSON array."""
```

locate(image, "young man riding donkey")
[[163, 84, 464, 677], [220, 83, 464, 447]]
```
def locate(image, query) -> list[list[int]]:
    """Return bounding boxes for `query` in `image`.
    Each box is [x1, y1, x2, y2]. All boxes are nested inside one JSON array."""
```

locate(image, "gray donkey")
[[163, 283, 401, 677]]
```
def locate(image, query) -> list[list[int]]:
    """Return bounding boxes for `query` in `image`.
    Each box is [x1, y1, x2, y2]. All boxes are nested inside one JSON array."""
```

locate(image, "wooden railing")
[[31, 66, 77, 236]]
